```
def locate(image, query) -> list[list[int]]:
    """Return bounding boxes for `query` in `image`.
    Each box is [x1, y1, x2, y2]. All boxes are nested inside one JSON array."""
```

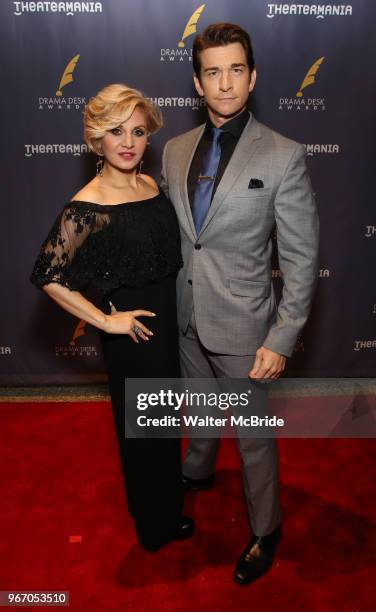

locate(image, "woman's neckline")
[[69, 190, 162, 208]]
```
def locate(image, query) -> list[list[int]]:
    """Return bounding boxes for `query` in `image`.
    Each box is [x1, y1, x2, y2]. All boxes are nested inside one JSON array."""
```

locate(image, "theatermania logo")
[[148, 96, 205, 111], [304, 144, 339, 156], [55, 319, 98, 358], [353, 339, 376, 352], [272, 268, 330, 278], [38, 54, 86, 111], [279, 57, 326, 111], [14, 2, 103, 16], [160, 4, 206, 63], [266, 3, 353, 19], [365, 225, 376, 238], [24, 143, 89, 156]]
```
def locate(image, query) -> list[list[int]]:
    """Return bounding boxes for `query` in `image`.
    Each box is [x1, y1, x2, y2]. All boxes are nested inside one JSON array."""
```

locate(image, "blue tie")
[[192, 127, 222, 234]]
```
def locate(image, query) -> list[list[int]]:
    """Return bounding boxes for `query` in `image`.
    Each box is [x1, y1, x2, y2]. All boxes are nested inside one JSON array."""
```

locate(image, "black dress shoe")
[[141, 516, 194, 552], [234, 524, 282, 585], [171, 515, 195, 541], [182, 474, 215, 491]]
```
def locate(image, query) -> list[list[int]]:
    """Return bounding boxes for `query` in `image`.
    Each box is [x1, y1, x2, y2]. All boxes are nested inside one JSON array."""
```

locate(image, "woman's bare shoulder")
[[139, 174, 159, 192], [70, 179, 101, 204]]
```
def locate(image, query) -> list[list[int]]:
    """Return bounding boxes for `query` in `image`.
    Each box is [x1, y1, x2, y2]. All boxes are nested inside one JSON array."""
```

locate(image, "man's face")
[[194, 42, 256, 125]]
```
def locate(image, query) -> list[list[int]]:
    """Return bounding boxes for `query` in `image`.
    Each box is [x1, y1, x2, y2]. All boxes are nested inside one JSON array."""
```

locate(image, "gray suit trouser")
[[179, 309, 282, 537]]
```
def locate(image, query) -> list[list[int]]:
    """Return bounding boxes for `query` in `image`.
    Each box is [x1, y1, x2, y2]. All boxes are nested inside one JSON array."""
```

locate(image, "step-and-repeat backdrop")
[[1, 0, 375, 383]]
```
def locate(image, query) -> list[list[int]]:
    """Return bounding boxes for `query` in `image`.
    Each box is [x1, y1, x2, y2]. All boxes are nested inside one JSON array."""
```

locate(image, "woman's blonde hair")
[[84, 83, 163, 154]]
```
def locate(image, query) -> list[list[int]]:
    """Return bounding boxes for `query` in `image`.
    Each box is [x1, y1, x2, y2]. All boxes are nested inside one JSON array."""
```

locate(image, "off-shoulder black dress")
[[31, 191, 184, 550]]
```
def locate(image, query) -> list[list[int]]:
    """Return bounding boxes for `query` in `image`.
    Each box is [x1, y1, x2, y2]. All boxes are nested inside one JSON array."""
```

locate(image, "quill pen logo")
[[278, 56, 326, 111], [56, 54, 80, 96], [70, 319, 87, 346], [296, 56, 324, 97], [178, 4, 206, 47], [161, 3, 207, 63]]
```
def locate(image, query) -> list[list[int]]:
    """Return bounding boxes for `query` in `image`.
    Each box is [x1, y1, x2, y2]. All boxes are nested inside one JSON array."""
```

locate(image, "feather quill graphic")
[[178, 4, 206, 48], [56, 54, 80, 96], [296, 56, 324, 97], [70, 319, 86, 346]]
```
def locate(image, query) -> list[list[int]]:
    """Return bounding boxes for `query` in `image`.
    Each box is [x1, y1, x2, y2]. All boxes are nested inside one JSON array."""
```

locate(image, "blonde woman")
[[31, 84, 193, 551]]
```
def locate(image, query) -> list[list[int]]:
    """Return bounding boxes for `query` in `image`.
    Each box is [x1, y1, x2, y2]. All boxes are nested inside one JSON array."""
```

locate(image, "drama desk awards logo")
[[279, 57, 326, 111], [38, 54, 86, 111], [161, 4, 206, 62], [55, 319, 98, 358]]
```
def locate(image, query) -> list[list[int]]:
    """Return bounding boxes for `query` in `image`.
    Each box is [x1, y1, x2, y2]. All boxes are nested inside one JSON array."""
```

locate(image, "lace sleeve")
[[30, 204, 98, 291]]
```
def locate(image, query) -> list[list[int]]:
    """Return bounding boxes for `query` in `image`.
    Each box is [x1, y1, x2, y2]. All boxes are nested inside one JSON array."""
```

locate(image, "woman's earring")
[[96, 155, 104, 177], [137, 160, 144, 175]]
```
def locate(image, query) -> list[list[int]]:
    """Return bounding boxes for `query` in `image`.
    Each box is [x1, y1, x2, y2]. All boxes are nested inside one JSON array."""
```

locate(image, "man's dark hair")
[[192, 23, 255, 79]]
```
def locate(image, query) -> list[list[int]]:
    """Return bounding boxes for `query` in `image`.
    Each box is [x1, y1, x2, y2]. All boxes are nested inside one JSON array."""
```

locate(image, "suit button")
[[188, 280, 192, 285], [194, 243, 201, 250]]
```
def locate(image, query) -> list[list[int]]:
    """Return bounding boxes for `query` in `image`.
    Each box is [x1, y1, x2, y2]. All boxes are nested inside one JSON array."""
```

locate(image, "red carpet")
[[0, 401, 375, 611]]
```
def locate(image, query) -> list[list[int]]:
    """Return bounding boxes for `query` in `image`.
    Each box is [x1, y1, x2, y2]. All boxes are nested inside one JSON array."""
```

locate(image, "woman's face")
[[99, 106, 148, 172]]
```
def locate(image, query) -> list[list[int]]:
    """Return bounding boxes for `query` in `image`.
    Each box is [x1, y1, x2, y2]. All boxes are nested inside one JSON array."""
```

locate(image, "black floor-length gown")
[[31, 191, 184, 549]]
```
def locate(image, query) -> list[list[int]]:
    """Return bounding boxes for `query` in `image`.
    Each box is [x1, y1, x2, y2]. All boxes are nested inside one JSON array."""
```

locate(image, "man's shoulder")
[[164, 124, 205, 150], [163, 116, 304, 159], [254, 117, 303, 156]]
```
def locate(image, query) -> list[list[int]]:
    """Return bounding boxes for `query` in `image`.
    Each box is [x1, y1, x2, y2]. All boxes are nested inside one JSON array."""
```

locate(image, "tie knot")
[[211, 127, 223, 143]]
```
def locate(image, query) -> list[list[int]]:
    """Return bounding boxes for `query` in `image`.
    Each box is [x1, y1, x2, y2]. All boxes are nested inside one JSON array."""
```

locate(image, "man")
[[160, 23, 319, 584]]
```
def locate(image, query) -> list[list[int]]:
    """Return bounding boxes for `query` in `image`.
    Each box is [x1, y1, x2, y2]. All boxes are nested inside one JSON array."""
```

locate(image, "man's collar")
[[205, 108, 250, 137]]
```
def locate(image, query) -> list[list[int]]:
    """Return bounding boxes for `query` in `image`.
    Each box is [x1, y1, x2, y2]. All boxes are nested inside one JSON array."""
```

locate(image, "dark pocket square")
[[248, 178, 264, 189]]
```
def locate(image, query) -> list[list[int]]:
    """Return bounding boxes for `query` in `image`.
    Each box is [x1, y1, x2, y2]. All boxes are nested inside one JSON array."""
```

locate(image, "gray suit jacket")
[[160, 114, 319, 357]]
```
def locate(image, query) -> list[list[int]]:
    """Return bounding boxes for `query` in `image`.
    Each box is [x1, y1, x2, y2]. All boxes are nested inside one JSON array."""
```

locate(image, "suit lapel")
[[198, 115, 262, 237], [178, 124, 205, 239]]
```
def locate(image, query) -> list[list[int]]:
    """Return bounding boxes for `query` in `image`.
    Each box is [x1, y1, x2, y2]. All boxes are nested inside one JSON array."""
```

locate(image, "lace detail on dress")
[[30, 194, 183, 292]]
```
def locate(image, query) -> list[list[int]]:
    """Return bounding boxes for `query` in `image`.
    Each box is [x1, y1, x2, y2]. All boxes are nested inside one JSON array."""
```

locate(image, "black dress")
[[31, 192, 184, 549]]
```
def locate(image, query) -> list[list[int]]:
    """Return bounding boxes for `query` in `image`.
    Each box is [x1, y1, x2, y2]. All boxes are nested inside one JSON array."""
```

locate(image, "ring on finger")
[[132, 325, 142, 336]]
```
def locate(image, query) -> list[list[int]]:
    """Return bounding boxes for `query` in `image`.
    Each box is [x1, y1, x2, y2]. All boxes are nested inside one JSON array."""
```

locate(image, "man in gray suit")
[[161, 23, 319, 584]]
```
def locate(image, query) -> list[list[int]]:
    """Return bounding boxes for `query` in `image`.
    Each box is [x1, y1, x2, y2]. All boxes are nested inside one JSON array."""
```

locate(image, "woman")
[[31, 83, 193, 551]]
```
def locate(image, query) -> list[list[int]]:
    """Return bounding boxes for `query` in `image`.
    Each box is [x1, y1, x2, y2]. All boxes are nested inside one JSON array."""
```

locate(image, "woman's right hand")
[[104, 302, 156, 343]]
